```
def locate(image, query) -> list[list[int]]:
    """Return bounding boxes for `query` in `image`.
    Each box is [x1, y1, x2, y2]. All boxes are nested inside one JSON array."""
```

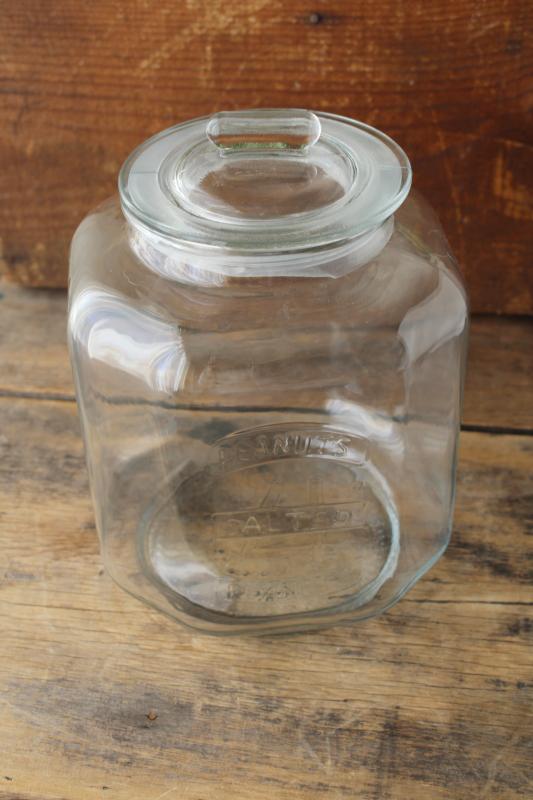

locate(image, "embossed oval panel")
[[142, 426, 399, 619]]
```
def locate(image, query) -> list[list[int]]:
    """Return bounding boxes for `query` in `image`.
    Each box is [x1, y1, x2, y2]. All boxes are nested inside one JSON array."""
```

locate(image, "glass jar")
[[68, 109, 468, 634]]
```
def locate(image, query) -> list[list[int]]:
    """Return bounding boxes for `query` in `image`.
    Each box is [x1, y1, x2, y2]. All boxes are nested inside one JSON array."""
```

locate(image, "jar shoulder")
[[68, 193, 467, 341]]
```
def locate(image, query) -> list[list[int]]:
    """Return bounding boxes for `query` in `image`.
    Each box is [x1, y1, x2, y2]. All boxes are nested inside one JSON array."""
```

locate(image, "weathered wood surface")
[[0, 0, 532, 313], [0, 402, 532, 799], [462, 316, 533, 432], [1, 284, 532, 430], [0, 283, 532, 799]]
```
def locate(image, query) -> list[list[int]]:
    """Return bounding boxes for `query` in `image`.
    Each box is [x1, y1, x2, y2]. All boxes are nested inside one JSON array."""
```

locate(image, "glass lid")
[[119, 109, 411, 253]]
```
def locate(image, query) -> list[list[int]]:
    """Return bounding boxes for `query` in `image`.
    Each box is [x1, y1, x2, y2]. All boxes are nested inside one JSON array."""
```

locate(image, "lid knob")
[[206, 109, 321, 156]]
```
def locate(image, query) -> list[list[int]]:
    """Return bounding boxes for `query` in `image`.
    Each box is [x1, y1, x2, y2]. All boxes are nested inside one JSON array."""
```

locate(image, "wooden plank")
[[463, 315, 533, 431], [0, 395, 531, 798], [1, 284, 532, 430], [0, 0, 532, 312], [0, 285, 72, 398]]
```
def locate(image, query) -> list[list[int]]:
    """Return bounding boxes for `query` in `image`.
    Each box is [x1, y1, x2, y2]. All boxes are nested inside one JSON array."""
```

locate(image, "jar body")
[[68, 190, 468, 634]]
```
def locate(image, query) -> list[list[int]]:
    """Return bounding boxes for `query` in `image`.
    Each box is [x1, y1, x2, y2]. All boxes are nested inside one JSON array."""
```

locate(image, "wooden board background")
[[0, 284, 532, 798], [0, 0, 532, 313]]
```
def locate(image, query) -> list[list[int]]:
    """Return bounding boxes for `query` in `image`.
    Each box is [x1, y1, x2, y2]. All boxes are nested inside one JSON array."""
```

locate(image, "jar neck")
[[126, 214, 395, 287]]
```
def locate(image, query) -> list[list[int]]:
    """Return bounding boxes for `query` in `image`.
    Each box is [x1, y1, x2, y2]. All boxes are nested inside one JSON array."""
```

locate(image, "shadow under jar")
[[68, 109, 468, 634]]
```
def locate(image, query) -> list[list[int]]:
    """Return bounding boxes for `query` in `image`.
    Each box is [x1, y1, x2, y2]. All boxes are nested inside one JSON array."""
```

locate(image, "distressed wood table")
[[0, 283, 531, 799]]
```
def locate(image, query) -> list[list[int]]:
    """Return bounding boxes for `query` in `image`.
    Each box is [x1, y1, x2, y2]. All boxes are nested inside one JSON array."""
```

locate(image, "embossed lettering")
[[272, 435, 291, 456], [215, 427, 367, 471], [242, 516, 261, 533], [254, 434, 270, 458], [285, 510, 309, 531]]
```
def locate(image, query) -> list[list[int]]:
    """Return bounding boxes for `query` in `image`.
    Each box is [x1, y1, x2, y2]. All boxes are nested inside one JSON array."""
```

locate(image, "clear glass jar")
[[68, 110, 468, 634]]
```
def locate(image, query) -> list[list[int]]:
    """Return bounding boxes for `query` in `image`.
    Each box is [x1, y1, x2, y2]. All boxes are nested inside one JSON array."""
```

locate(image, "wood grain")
[[0, 0, 532, 312], [0, 283, 532, 798], [463, 315, 533, 431], [1, 284, 532, 430], [0, 397, 531, 799]]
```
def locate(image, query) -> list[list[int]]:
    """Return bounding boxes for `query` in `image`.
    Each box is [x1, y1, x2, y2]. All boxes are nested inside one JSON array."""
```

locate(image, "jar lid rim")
[[119, 110, 412, 253]]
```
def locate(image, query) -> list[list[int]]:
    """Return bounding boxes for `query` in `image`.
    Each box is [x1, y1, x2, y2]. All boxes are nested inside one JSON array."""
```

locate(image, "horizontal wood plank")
[[0, 0, 532, 312], [1, 283, 532, 797], [463, 315, 533, 431], [0, 395, 532, 799], [1, 284, 532, 430]]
